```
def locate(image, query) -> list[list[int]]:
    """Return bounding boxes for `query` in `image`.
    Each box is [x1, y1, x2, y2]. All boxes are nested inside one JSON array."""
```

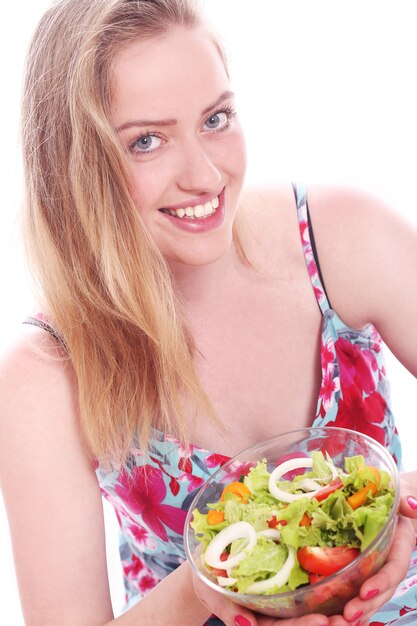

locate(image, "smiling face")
[[111, 27, 247, 268]]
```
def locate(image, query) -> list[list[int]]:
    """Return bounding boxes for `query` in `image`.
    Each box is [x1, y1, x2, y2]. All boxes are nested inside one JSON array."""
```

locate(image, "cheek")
[[128, 164, 165, 212], [224, 128, 247, 179]]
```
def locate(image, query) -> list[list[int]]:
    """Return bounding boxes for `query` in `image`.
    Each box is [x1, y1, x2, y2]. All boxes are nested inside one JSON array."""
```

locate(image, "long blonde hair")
[[22, 0, 228, 465]]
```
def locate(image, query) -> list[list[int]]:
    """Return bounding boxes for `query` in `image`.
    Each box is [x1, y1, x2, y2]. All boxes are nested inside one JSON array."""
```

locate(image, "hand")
[[193, 572, 331, 626], [194, 473, 417, 626], [398, 470, 417, 528], [340, 471, 417, 625]]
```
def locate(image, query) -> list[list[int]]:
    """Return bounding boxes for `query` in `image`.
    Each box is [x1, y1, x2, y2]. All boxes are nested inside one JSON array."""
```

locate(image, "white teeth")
[[204, 201, 213, 216], [194, 204, 204, 218], [162, 194, 220, 219]]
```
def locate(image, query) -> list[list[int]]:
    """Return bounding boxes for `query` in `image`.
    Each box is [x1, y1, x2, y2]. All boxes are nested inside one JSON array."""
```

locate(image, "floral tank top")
[[26, 183, 417, 625]]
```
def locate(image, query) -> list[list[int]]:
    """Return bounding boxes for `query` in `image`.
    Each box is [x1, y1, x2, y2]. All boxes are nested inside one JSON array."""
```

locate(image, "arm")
[[308, 186, 417, 514], [306, 185, 417, 374], [0, 329, 209, 626], [306, 186, 417, 621]]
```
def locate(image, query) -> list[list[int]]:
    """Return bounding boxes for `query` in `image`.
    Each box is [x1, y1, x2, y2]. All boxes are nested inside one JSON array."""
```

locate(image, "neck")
[[168, 243, 240, 306]]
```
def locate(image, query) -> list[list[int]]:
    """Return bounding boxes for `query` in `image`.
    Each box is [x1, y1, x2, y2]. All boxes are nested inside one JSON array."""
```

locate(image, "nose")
[[176, 137, 222, 192]]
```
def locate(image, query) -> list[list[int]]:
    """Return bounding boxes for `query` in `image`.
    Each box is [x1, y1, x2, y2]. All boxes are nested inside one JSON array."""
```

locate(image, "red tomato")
[[211, 567, 228, 577], [309, 573, 326, 584], [297, 546, 360, 576], [211, 551, 229, 577], [314, 477, 343, 502]]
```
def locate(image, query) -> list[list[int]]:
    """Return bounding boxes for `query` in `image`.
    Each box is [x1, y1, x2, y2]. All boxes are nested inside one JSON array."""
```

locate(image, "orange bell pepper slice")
[[358, 465, 381, 487], [220, 481, 251, 503], [347, 482, 378, 510], [207, 509, 225, 525], [299, 512, 312, 527]]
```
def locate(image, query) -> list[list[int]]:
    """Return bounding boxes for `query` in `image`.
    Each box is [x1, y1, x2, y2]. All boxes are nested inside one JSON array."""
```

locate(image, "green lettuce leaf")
[[243, 460, 270, 493]]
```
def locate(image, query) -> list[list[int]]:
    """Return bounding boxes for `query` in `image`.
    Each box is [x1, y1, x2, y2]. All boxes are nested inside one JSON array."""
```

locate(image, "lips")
[[158, 188, 226, 233], [159, 195, 219, 219]]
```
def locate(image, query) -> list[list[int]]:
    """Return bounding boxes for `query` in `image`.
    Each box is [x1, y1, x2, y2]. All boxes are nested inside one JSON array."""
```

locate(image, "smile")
[[159, 195, 219, 219]]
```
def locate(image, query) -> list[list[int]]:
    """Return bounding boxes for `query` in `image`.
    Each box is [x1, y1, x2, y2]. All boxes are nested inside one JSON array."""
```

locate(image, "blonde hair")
[[22, 0, 228, 465]]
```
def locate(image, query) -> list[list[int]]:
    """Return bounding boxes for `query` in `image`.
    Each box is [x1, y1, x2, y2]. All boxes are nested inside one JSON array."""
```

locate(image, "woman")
[[0, 1, 416, 625]]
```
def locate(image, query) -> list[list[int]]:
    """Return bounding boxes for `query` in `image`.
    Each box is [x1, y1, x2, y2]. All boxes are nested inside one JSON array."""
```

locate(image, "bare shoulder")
[[0, 326, 79, 442], [0, 324, 93, 480], [305, 184, 414, 236], [306, 185, 417, 329]]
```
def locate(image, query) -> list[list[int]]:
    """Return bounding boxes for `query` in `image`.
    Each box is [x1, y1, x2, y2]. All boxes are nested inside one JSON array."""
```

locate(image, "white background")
[[1, 1, 417, 623]]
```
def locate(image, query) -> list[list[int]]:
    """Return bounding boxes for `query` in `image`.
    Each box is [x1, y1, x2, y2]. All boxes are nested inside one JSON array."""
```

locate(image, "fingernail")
[[407, 496, 417, 510], [365, 588, 379, 599], [234, 616, 252, 626], [350, 610, 363, 622]]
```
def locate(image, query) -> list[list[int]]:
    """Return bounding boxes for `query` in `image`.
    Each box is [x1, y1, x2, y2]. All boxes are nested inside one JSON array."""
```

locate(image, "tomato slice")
[[211, 567, 228, 577], [314, 477, 343, 502], [297, 546, 360, 576], [309, 573, 326, 585], [211, 551, 229, 577]]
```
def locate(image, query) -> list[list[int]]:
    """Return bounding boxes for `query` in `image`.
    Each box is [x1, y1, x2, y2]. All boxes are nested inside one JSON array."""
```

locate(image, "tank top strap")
[[292, 182, 332, 316]]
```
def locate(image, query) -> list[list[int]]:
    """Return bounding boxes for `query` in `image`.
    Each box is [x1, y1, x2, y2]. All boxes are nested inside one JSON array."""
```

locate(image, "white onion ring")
[[268, 457, 338, 502], [204, 521, 257, 569], [245, 545, 296, 593], [257, 529, 281, 541], [217, 575, 238, 586]]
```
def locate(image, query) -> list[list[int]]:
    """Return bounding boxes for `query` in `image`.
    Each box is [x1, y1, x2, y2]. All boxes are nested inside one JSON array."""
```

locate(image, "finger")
[[327, 614, 351, 626], [399, 492, 417, 519], [341, 517, 414, 622], [398, 473, 417, 519], [359, 515, 415, 600], [343, 588, 393, 625], [258, 614, 331, 626], [204, 601, 256, 626]]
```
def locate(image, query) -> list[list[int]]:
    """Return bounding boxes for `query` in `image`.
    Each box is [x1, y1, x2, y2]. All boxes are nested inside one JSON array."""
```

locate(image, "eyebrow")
[[115, 90, 235, 132]]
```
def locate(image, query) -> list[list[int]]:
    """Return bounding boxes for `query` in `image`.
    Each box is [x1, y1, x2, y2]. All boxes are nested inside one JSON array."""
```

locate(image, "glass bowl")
[[184, 427, 399, 618]]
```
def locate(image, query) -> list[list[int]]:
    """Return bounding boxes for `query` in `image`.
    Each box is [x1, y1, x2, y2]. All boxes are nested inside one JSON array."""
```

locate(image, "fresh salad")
[[191, 452, 395, 595]]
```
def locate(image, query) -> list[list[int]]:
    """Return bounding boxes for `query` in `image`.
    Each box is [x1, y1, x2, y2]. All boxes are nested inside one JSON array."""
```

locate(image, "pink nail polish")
[[365, 588, 379, 599], [350, 610, 363, 621], [407, 495, 417, 510], [234, 616, 252, 626]]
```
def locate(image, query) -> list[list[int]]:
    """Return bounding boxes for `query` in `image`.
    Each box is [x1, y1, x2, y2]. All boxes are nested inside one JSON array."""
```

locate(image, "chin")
[[166, 237, 234, 269]]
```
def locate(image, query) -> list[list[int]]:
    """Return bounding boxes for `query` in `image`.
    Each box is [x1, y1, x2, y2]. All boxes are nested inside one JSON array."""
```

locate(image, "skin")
[[1, 26, 417, 626], [112, 28, 247, 269]]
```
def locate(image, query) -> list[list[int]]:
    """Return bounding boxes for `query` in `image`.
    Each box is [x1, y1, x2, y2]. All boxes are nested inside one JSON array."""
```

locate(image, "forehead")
[[111, 27, 230, 126]]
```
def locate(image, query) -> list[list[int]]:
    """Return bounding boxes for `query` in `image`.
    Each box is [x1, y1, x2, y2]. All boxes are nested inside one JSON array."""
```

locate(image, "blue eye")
[[131, 133, 162, 154], [203, 111, 229, 131]]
